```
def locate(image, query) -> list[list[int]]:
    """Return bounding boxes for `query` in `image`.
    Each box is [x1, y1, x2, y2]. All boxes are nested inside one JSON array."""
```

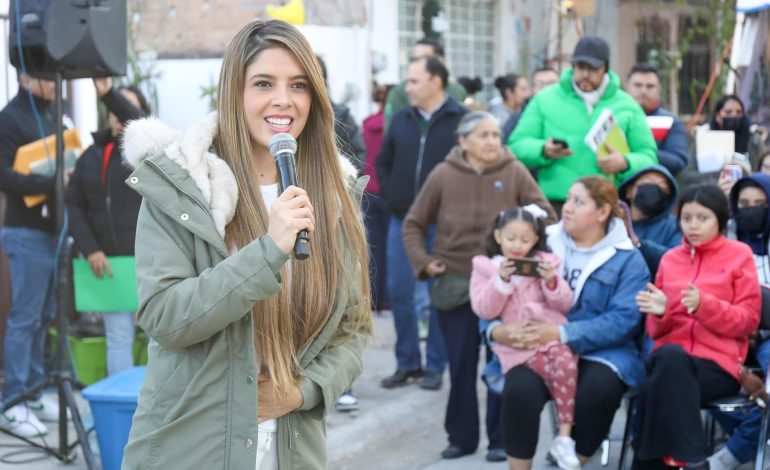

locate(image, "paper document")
[[72, 256, 138, 313], [12, 129, 82, 207], [695, 129, 735, 173], [585, 108, 630, 157]]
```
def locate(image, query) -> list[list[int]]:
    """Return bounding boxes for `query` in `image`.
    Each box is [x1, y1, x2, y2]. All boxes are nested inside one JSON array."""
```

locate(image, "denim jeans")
[[362, 193, 390, 310], [102, 311, 135, 375], [1, 227, 57, 401], [712, 339, 770, 463], [386, 216, 445, 374]]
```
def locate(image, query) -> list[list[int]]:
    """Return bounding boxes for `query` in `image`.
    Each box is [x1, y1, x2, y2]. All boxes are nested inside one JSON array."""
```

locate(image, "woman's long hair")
[[214, 19, 371, 394]]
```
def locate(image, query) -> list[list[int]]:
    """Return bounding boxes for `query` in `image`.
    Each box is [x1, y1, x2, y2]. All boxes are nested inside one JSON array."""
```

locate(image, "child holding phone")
[[470, 207, 578, 470]]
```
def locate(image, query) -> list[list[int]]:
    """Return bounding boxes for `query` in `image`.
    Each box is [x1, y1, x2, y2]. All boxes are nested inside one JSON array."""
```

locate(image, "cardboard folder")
[[12, 129, 82, 208], [72, 256, 139, 313]]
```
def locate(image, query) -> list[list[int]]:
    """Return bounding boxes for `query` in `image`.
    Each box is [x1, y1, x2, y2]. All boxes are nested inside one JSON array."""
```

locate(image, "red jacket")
[[647, 235, 761, 379], [362, 109, 384, 194]]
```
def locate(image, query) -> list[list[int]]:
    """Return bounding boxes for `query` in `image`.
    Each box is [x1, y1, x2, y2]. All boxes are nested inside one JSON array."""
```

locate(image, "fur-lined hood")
[[122, 112, 359, 238]]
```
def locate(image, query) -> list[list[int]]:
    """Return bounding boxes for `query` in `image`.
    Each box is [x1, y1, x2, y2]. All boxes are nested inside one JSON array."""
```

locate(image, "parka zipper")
[[414, 135, 426, 197], [688, 246, 703, 353]]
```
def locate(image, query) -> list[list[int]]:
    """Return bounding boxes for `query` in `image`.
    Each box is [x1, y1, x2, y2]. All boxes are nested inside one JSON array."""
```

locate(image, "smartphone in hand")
[[508, 257, 543, 278], [722, 164, 743, 182], [552, 138, 569, 149]]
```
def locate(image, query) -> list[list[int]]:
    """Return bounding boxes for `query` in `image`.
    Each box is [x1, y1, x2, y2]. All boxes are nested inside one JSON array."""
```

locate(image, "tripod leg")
[[61, 376, 97, 468]]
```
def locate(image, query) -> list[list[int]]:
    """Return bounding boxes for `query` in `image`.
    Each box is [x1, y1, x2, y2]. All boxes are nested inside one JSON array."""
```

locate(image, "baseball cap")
[[572, 36, 610, 69]]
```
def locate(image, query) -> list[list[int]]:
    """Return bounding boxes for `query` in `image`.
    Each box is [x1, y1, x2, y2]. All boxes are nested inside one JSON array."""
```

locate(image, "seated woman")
[[635, 184, 761, 469], [493, 176, 649, 470]]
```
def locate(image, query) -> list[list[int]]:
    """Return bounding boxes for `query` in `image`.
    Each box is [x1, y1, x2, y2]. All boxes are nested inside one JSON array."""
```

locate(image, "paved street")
[[0, 313, 752, 470]]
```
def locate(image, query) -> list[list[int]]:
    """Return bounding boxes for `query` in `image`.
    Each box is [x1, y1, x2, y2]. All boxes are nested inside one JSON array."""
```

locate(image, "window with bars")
[[398, 0, 497, 103]]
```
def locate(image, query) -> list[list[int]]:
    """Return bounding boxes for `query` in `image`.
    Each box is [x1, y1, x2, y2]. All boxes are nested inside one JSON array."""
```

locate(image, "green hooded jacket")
[[119, 113, 369, 470], [508, 68, 658, 201]]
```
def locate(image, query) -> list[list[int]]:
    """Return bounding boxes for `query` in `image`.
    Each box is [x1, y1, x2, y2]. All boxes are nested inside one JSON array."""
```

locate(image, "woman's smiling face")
[[242, 47, 312, 152]]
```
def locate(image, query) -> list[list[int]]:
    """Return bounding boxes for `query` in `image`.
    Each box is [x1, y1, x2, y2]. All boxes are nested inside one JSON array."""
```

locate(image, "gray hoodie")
[[558, 218, 631, 290]]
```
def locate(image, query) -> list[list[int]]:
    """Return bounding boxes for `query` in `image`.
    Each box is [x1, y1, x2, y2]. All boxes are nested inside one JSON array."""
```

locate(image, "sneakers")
[[380, 369, 424, 388], [29, 394, 70, 422], [334, 391, 359, 412], [708, 447, 739, 470], [0, 403, 48, 438], [548, 436, 581, 470]]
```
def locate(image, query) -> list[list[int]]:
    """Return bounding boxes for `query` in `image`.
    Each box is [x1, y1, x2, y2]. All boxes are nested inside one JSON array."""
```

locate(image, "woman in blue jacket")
[[489, 176, 648, 469]]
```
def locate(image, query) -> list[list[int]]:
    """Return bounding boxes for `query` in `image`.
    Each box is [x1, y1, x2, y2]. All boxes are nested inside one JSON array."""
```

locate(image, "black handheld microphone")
[[268, 133, 310, 260]]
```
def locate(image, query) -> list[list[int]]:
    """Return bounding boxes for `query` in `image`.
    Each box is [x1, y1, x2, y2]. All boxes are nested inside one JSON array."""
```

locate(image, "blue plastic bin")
[[82, 366, 146, 470]]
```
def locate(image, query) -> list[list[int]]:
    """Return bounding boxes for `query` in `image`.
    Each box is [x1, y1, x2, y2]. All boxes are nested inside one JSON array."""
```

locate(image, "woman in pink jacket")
[[470, 207, 577, 470], [635, 184, 761, 469]]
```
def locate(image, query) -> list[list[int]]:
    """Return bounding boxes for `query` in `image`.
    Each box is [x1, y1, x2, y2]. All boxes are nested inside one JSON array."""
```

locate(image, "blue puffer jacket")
[[618, 164, 681, 277], [480, 220, 649, 392]]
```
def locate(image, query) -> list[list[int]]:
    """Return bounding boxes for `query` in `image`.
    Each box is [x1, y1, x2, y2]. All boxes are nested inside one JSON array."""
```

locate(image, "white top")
[[258, 183, 280, 433]]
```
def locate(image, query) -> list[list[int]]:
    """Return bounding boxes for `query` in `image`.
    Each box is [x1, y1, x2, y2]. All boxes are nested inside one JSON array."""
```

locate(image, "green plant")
[[199, 77, 217, 112], [677, 0, 736, 115]]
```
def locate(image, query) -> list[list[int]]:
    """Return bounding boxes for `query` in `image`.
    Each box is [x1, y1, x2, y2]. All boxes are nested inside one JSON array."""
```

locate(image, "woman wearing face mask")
[[618, 165, 681, 278], [709, 95, 766, 169], [728, 174, 770, 282], [634, 184, 761, 470], [681, 96, 766, 193]]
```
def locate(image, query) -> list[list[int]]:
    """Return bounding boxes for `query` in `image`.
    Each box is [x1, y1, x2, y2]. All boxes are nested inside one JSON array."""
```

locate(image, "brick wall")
[[132, 0, 368, 59]]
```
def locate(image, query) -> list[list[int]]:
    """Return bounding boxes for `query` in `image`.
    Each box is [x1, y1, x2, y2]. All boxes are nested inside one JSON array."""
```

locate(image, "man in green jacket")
[[384, 37, 467, 131], [508, 36, 657, 212]]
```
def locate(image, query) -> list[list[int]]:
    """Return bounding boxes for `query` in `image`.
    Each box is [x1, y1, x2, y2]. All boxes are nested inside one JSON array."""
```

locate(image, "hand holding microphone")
[[268, 133, 312, 260], [266, 186, 315, 257]]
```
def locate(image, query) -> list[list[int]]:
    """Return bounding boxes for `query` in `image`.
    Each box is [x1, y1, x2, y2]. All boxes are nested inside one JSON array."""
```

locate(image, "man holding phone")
[[509, 36, 657, 214]]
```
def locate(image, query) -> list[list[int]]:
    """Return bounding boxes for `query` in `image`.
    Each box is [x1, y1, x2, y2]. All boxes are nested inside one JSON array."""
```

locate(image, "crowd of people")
[[364, 34, 770, 470], [1, 20, 770, 469]]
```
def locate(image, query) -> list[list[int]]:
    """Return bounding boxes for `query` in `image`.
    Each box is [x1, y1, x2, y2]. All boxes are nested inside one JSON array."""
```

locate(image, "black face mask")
[[736, 206, 768, 235], [633, 184, 669, 217], [721, 116, 743, 132]]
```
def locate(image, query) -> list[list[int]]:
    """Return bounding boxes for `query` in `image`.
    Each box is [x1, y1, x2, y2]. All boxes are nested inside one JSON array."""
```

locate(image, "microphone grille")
[[268, 133, 297, 158]]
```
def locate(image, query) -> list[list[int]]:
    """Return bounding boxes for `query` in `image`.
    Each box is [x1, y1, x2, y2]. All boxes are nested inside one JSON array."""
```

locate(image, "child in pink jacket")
[[470, 207, 577, 469]]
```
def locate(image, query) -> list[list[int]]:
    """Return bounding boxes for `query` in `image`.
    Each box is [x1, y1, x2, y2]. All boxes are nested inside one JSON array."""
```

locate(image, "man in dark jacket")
[[627, 63, 688, 176], [618, 164, 681, 278], [377, 55, 467, 390], [384, 37, 467, 131], [0, 72, 61, 437]]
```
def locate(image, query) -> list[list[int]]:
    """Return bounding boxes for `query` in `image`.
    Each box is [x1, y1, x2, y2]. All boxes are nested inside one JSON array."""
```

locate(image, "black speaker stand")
[[0, 71, 96, 469]]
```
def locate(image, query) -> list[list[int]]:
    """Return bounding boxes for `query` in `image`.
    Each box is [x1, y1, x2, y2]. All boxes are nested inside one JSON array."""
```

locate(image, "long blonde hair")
[[215, 19, 372, 394]]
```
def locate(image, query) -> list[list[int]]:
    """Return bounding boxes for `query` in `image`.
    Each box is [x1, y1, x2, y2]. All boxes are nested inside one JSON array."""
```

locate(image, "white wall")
[[152, 58, 222, 130], [369, 0, 400, 86], [299, 24, 371, 122]]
